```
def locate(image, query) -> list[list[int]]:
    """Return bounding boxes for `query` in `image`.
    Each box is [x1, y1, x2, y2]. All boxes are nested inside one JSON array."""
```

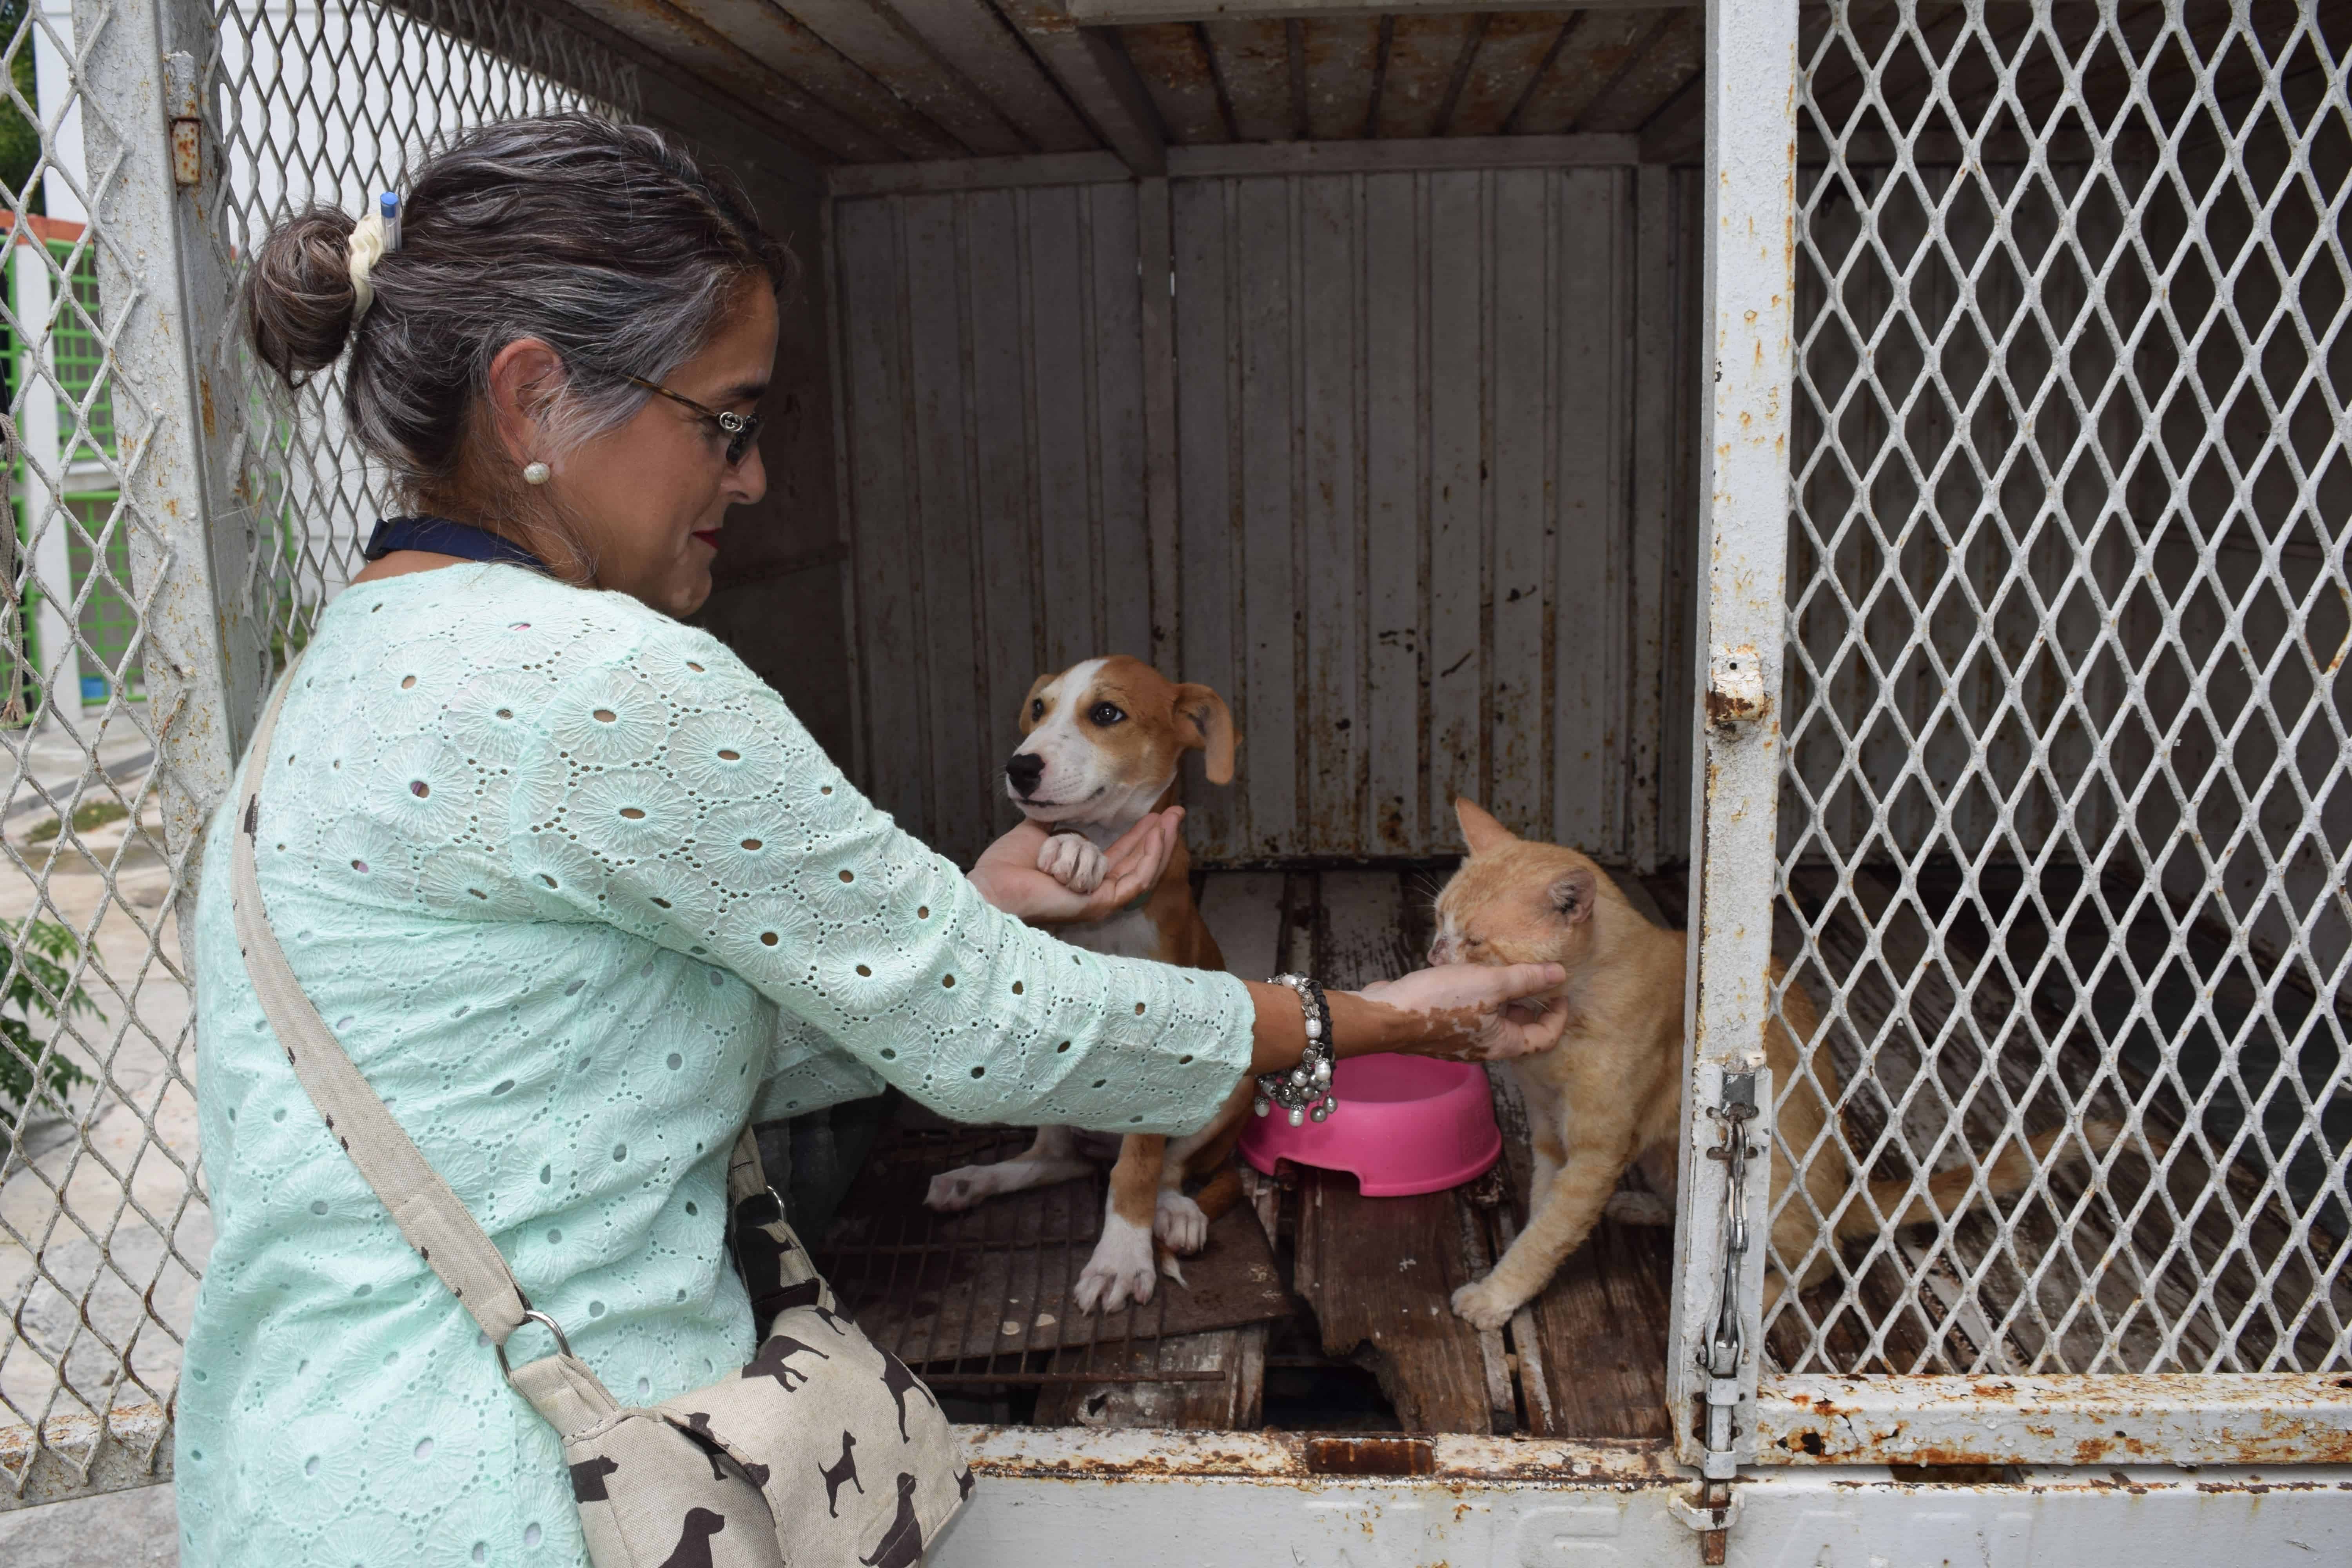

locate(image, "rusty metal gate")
[[1674, 0, 2352, 1485]]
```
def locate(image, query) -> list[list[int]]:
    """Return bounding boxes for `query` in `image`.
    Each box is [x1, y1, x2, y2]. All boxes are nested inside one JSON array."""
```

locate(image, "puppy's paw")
[[925, 1164, 996, 1212], [1153, 1190, 1209, 1255], [1035, 833, 1108, 894], [1450, 1274, 1525, 1332], [1071, 1216, 1157, 1314]]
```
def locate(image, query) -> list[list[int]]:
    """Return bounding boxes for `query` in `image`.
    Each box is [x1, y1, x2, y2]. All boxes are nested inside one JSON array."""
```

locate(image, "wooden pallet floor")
[[815, 866, 1678, 1438]]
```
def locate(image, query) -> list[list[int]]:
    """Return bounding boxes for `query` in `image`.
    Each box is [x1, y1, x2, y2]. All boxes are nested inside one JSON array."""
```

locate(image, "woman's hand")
[[1351, 962, 1573, 1062], [968, 811, 1183, 926]]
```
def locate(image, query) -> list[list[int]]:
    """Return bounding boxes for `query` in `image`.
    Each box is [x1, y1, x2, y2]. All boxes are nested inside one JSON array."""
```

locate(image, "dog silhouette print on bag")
[[858, 1474, 923, 1568], [569, 1455, 621, 1503], [742, 1333, 832, 1392], [655, 1506, 727, 1568], [820, 1430, 863, 1517], [877, 1347, 936, 1442]]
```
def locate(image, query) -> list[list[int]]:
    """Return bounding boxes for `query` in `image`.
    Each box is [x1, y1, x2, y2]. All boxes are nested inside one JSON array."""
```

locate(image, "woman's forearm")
[[1245, 961, 1570, 1073]]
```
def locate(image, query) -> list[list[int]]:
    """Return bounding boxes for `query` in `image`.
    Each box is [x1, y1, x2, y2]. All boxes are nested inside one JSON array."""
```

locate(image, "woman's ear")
[[483, 337, 568, 469], [1174, 683, 1235, 785]]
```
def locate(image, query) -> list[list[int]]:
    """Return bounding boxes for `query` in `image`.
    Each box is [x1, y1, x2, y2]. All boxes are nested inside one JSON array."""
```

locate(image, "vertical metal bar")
[[76, 0, 267, 965], [1666, 0, 1798, 1476]]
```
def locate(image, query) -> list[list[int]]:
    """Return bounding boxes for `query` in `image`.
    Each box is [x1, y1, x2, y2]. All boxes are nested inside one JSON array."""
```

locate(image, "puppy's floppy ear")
[[1174, 683, 1235, 785], [1018, 672, 1056, 735], [1549, 865, 1599, 926], [1455, 798, 1517, 856]]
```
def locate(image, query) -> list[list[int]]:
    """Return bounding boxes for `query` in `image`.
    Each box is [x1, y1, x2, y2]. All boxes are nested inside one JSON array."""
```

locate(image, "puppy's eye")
[[1089, 702, 1126, 726], [1030, 699, 1045, 720]]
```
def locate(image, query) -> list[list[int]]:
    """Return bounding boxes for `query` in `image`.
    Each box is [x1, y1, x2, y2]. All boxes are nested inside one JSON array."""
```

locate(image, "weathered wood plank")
[[827, 152, 1129, 196], [1299, 173, 1364, 857], [1486, 167, 1550, 840], [1035, 1328, 1257, 1429], [996, 0, 1171, 174], [1374, 13, 1478, 139], [901, 194, 991, 861], [663, 0, 965, 158], [1505, 7, 1661, 136], [887, 0, 1102, 152], [1625, 164, 1673, 870], [1317, 868, 1413, 990], [1576, 7, 1702, 132], [1124, 22, 1232, 143], [963, 189, 1044, 820], [1299, 16, 1381, 139], [1425, 171, 1485, 824], [1024, 185, 1101, 672], [1138, 179, 1182, 673], [1236, 175, 1300, 858], [1174, 178, 1244, 857], [1361, 172, 1423, 855], [1075, 0, 1685, 17], [837, 200, 930, 840], [1203, 19, 1298, 142], [1087, 182, 1154, 661], [1445, 12, 1574, 137], [671, 0, 1005, 156], [1165, 132, 1641, 174], [1295, 1169, 1492, 1432], [1551, 166, 1627, 854]]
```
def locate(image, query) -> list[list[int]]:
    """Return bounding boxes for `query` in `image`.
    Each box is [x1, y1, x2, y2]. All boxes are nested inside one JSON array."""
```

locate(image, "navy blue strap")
[[363, 515, 550, 574]]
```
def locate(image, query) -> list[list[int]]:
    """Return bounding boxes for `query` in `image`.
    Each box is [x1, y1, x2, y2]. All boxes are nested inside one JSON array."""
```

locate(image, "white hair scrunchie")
[[347, 211, 389, 324]]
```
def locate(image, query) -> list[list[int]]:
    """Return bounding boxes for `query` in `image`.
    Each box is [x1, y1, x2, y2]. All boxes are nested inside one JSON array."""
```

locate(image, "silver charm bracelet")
[[1254, 972, 1337, 1126]]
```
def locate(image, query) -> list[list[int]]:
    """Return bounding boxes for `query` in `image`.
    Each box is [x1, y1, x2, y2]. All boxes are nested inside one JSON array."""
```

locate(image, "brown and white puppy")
[[1431, 798, 2119, 1330], [925, 657, 1252, 1313]]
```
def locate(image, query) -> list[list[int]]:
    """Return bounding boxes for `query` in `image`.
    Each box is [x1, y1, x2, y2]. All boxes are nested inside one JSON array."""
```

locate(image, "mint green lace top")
[[172, 564, 1254, 1566]]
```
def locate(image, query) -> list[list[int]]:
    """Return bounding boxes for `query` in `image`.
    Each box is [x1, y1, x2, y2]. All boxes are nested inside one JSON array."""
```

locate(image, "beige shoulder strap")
[[229, 659, 531, 1344]]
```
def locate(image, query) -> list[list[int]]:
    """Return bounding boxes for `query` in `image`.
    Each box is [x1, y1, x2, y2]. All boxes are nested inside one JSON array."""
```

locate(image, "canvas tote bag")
[[229, 662, 969, 1566]]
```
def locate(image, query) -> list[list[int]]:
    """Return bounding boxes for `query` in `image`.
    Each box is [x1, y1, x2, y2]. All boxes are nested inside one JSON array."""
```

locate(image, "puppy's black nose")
[[1004, 752, 1045, 795]]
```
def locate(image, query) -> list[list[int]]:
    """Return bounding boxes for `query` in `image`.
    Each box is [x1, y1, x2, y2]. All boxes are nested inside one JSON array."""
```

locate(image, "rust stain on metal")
[[1304, 1435, 1436, 1477], [198, 372, 216, 440]]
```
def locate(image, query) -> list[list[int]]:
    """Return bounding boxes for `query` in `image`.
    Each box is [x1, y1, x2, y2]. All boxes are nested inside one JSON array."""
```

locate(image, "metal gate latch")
[[1686, 1070, 1760, 1563]]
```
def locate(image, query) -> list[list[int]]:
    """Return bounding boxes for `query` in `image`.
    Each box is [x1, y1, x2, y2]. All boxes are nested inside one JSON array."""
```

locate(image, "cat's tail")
[[1840, 1121, 2127, 1241]]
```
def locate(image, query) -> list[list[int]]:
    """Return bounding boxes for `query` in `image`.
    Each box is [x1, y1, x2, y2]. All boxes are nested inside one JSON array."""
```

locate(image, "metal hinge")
[[165, 51, 200, 187], [1683, 1068, 1763, 1565]]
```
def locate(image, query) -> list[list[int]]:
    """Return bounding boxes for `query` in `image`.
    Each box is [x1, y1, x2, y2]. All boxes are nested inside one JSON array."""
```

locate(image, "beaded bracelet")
[[1254, 972, 1337, 1126]]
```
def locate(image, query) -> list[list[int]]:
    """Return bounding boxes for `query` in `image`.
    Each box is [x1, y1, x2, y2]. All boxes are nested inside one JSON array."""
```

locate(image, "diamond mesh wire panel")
[[205, 0, 638, 675], [1774, 0, 2352, 1377], [0, 0, 635, 1500]]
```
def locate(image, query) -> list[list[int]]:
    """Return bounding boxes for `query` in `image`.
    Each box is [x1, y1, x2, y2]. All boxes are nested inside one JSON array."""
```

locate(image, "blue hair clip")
[[379, 191, 401, 251]]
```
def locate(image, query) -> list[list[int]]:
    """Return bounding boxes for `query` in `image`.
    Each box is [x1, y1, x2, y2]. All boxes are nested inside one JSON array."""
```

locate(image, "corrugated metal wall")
[[833, 167, 1700, 871]]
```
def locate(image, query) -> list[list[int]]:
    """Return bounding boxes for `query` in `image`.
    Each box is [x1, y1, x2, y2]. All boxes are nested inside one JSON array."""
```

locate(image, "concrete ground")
[[2, 708, 206, 1540], [0, 1482, 178, 1564]]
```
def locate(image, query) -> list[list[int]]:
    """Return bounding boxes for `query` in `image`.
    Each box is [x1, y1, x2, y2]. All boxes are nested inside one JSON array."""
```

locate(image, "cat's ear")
[[1455, 798, 1517, 855], [1549, 866, 1599, 926]]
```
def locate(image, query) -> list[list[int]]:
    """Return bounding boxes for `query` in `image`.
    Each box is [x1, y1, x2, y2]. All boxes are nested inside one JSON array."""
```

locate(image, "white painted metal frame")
[[1666, 0, 1798, 1483]]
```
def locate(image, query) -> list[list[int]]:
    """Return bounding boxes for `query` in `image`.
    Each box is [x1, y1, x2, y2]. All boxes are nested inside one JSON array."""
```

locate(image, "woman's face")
[[552, 279, 779, 617]]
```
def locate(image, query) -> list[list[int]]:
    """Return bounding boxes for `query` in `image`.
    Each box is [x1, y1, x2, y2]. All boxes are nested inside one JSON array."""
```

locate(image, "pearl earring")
[[522, 461, 550, 486]]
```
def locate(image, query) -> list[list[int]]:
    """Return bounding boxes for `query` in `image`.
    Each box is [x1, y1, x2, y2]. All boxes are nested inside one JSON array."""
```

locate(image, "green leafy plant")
[[27, 796, 127, 844], [0, 915, 96, 1125]]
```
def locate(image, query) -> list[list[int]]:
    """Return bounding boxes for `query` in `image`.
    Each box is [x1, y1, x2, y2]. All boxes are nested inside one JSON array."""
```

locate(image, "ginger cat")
[[1432, 799, 2115, 1331]]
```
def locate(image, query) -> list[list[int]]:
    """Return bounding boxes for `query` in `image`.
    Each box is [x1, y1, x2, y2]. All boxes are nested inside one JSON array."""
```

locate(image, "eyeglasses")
[[622, 374, 763, 466]]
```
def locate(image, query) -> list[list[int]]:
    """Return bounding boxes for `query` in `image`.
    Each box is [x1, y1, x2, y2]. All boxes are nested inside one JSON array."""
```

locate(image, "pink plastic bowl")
[[1239, 1053, 1500, 1197]]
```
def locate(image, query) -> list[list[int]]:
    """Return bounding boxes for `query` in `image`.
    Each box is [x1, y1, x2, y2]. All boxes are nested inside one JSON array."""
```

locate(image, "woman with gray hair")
[[175, 114, 1569, 1566]]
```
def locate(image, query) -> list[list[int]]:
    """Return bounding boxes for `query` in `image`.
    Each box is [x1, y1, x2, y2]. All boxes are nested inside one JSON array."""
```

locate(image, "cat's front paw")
[[1451, 1274, 1525, 1331], [1035, 832, 1107, 894]]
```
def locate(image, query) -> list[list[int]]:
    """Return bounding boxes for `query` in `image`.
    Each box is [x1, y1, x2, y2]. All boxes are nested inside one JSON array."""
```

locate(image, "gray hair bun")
[[244, 203, 362, 386]]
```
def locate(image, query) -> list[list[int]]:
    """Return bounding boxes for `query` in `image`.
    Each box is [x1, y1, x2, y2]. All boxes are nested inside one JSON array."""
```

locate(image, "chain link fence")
[[0, 0, 632, 1504], [1776, 0, 2350, 1377]]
